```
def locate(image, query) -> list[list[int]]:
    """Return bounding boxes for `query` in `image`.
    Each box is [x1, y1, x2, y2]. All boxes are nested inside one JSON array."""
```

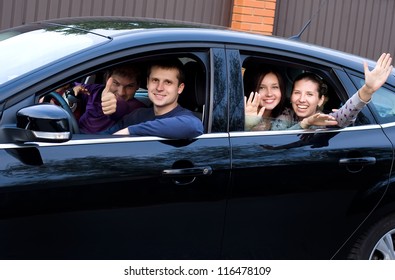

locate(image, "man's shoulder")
[[83, 83, 105, 93], [172, 105, 197, 116], [127, 106, 154, 119], [127, 98, 147, 108]]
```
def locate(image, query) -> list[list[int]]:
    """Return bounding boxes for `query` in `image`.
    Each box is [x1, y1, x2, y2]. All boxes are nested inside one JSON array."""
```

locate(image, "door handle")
[[339, 157, 376, 166], [162, 166, 212, 177]]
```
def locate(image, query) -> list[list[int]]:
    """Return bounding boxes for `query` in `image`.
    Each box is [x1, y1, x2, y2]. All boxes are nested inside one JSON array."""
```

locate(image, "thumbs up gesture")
[[101, 77, 118, 115]]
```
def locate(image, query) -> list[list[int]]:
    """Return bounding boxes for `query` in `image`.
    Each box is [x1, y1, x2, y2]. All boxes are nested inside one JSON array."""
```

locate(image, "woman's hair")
[[253, 68, 287, 118], [292, 72, 328, 97]]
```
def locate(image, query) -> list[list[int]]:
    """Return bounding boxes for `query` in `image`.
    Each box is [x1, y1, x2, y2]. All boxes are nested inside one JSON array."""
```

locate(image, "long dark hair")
[[253, 68, 287, 118]]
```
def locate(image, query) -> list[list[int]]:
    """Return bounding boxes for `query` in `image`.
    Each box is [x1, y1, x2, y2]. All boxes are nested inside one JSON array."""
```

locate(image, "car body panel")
[[0, 135, 230, 259], [0, 17, 394, 259], [226, 127, 392, 259]]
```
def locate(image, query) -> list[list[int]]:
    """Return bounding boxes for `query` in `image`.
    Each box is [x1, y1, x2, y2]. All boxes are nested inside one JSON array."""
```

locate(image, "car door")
[[0, 49, 231, 260], [222, 50, 393, 259]]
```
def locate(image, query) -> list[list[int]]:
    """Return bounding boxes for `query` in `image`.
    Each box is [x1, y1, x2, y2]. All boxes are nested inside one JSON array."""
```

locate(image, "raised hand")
[[72, 85, 89, 96], [360, 53, 393, 102], [244, 92, 267, 130], [245, 91, 265, 117], [101, 77, 118, 115]]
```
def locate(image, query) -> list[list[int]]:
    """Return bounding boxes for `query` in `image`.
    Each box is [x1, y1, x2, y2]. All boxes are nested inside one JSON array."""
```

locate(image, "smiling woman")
[[243, 53, 393, 131]]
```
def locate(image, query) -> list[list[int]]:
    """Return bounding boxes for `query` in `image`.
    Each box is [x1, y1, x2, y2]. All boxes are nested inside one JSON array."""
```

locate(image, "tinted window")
[[350, 75, 395, 124], [240, 54, 343, 131], [37, 51, 208, 135]]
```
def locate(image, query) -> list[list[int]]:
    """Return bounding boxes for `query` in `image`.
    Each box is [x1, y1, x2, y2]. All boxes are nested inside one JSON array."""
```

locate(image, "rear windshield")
[[0, 23, 109, 84]]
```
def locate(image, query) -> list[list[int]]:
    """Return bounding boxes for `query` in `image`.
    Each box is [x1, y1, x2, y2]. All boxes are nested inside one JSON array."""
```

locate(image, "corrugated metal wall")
[[274, 0, 395, 60], [0, 0, 233, 30]]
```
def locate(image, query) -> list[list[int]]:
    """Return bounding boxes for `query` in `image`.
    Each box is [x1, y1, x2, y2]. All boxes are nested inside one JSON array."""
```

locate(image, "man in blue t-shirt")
[[106, 58, 203, 139]]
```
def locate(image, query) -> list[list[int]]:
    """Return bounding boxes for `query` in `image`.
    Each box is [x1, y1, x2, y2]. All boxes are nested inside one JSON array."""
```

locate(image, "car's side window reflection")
[[371, 87, 395, 118], [349, 74, 395, 124]]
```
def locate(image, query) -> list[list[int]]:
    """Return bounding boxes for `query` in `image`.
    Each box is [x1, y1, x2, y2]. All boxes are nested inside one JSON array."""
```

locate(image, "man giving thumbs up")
[[74, 64, 146, 134]]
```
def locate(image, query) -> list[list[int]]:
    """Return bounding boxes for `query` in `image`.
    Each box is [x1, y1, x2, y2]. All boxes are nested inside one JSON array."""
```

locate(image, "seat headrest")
[[179, 61, 205, 112]]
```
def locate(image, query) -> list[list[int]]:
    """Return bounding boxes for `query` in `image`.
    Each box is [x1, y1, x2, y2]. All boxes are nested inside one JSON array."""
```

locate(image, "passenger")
[[291, 52, 392, 129], [245, 52, 393, 130], [244, 68, 295, 130], [105, 58, 204, 139], [69, 64, 146, 134]]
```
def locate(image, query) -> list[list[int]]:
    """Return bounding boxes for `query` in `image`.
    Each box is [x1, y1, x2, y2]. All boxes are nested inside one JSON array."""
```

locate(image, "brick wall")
[[231, 0, 277, 35]]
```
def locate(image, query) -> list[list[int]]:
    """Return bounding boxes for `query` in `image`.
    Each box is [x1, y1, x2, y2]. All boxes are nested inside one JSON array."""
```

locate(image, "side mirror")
[[3, 104, 72, 143]]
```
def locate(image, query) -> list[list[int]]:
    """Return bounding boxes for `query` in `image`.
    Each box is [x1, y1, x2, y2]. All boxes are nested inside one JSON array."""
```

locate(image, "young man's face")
[[110, 74, 139, 101], [147, 66, 185, 115]]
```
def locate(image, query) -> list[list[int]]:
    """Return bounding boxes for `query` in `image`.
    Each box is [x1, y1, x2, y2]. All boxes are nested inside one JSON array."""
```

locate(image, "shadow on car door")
[[225, 127, 392, 259], [0, 135, 230, 259]]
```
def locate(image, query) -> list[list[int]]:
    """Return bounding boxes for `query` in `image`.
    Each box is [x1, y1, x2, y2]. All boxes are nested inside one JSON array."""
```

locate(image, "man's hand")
[[101, 77, 118, 115]]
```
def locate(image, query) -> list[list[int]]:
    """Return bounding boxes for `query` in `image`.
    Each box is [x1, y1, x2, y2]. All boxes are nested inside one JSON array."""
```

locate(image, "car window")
[[37, 52, 208, 136], [350, 74, 395, 123], [240, 54, 343, 132], [371, 88, 395, 119]]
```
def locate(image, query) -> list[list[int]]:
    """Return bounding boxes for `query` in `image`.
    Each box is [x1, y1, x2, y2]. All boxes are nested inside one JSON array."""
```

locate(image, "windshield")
[[0, 24, 109, 84]]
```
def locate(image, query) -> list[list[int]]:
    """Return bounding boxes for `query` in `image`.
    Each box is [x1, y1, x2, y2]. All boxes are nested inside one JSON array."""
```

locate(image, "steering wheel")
[[43, 92, 80, 134]]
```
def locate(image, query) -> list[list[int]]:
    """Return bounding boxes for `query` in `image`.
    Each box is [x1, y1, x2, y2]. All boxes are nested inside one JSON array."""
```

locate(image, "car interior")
[[38, 55, 207, 135], [242, 57, 342, 121], [36, 51, 368, 136]]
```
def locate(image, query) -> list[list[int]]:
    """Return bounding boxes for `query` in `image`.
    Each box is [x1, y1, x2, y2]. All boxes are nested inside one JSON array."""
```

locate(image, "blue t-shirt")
[[105, 105, 203, 139]]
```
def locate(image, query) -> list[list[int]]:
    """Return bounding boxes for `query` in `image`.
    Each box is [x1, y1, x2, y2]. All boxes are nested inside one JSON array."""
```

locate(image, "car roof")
[[2, 16, 394, 86], [35, 16, 227, 36], [1, 16, 379, 68], [36, 16, 379, 70]]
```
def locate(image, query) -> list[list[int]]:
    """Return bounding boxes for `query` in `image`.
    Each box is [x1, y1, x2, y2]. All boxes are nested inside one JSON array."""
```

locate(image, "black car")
[[0, 17, 395, 260]]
